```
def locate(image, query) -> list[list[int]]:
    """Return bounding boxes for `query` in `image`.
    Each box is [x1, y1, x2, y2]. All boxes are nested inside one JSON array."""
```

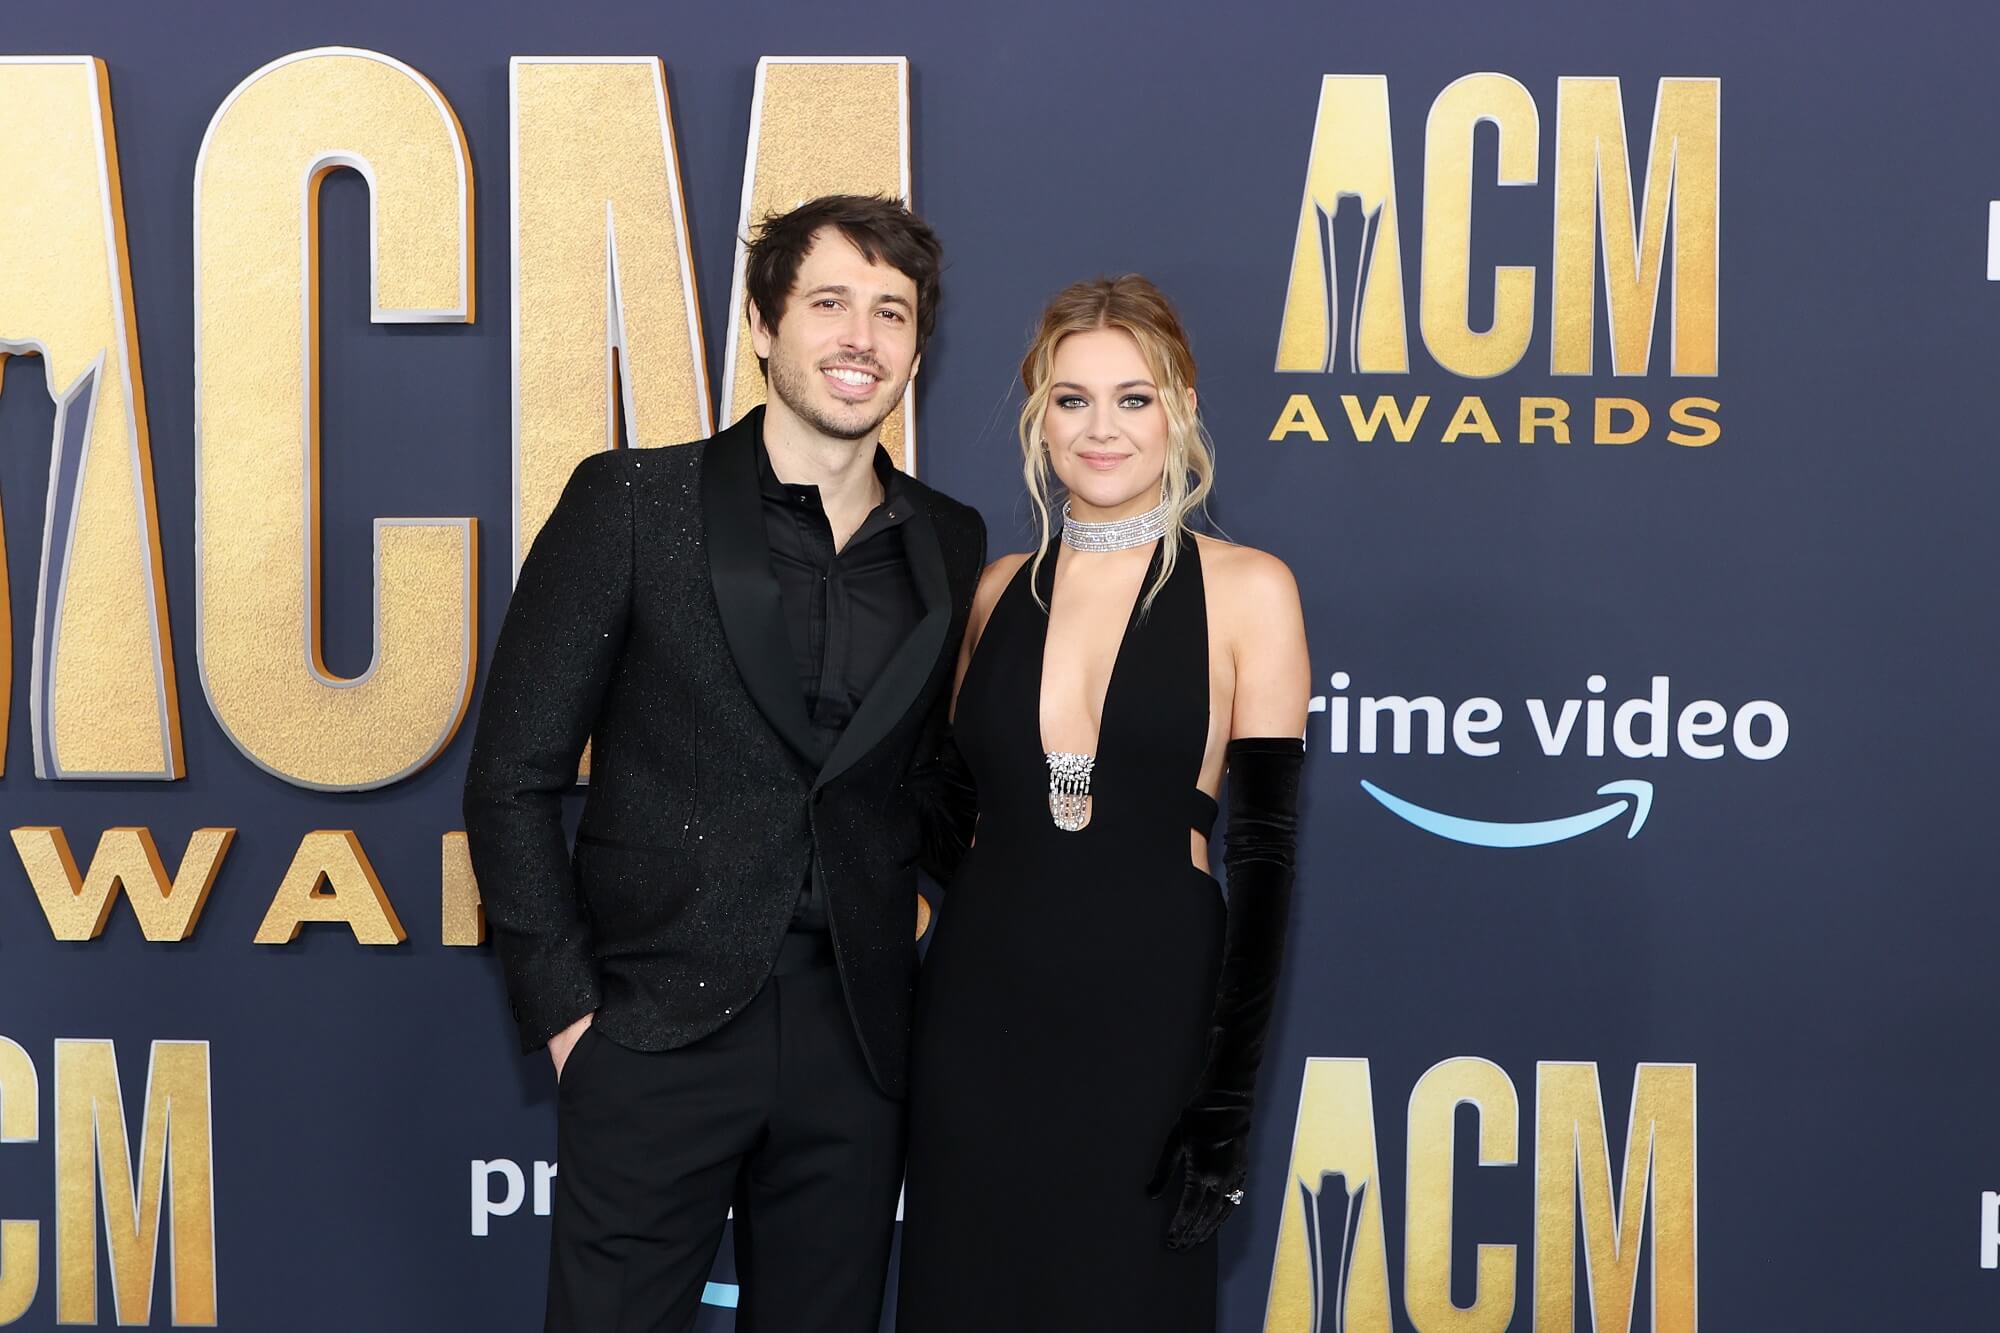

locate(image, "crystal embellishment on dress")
[[1059, 495, 1169, 553], [1045, 750, 1095, 831]]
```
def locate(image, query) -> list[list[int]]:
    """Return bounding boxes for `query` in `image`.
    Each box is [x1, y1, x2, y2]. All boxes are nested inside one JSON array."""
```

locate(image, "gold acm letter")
[[0, 1038, 38, 1323], [55, 1039, 216, 1325], [1420, 73, 1540, 379], [510, 55, 713, 576], [1262, 1057, 1394, 1332], [1551, 78, 1720, 377], [1534, 1061, 1697, 1333], [1403, 1056, 1519, 1333], [0, 56, 182, 780], [195, 47, 477, 791], [1275, 76, 1410, 376]]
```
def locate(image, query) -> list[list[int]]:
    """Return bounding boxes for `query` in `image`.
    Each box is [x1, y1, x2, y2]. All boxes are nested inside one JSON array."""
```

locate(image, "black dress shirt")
[[757, 434, 923, 929]]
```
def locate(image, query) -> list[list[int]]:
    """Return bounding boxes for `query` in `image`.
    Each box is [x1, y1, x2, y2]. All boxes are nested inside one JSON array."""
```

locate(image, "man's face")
[[751, 227, 921, 442]]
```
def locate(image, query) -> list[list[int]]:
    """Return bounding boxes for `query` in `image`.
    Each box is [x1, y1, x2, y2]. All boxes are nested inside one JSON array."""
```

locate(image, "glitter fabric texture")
[[463, 409, 984, 1097]]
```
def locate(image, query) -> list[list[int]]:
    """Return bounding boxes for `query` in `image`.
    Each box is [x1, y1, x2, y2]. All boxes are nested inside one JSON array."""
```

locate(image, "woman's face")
[[1040, 327, 1178, 517]]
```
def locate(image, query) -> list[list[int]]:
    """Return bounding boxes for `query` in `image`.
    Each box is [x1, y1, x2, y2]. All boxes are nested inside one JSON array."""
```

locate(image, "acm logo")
[[1267, 73, 1721, 451], [1277, 73, 1717, 379], [1263, 1058, 1695, 1333], [0, 50, 908, 792]]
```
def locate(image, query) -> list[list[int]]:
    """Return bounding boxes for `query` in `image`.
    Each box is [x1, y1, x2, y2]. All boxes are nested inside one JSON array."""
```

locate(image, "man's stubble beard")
[[767, 347, 907, 443]]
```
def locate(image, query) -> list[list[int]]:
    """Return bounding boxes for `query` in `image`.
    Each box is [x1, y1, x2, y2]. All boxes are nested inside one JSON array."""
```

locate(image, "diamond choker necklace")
[[1059, 495, 1169, 553]]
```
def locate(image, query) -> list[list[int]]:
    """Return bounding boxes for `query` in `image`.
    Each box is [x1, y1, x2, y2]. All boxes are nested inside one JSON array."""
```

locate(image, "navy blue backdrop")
[[3, 0, 1997, 1328]]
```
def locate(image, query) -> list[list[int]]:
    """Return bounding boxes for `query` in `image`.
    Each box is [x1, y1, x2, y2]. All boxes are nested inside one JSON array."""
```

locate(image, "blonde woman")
[[899, 276, 1310, 1331]]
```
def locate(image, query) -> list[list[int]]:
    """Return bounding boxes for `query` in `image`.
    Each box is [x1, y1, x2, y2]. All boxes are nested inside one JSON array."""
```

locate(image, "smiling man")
[[463, 195, 985, 1333]]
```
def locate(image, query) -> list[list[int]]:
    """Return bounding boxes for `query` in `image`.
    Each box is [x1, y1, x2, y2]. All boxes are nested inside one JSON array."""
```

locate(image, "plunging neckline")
[[1032, 535, 1164, 772]]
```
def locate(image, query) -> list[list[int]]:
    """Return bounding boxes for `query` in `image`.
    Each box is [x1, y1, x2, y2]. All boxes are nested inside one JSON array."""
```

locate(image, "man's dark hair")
[[743, 194, 943, 356]]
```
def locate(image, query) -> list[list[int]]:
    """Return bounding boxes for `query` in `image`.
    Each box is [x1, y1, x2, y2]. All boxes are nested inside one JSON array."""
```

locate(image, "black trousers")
[[546, 936, 904, 1333]]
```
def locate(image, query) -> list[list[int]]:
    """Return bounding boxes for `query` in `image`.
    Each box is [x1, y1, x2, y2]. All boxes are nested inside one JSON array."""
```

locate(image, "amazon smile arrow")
[[1359, 779, 1654, 848]]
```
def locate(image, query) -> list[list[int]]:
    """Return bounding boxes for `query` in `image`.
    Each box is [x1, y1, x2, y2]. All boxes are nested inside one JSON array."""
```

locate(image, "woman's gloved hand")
[[1147, 736, 1304, 1249]]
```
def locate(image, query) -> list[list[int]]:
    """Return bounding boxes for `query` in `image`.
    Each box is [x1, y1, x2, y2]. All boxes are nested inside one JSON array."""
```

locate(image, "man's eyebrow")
[[798, 285, 911, 310]]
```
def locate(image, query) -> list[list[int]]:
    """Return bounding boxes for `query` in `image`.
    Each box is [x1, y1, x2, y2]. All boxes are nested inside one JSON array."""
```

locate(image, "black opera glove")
[[909, 731, 979, 885], [1148, 736, 1305, 1250]]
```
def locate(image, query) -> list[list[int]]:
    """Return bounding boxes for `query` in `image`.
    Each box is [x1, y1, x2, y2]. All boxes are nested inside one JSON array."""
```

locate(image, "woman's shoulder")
[[1193, 535, 1310, 722], [976, 551, 1033, 605], [983, 549, 1035, 583], [965, 551, 1035, 643], [1192, 533, 1300, 612]]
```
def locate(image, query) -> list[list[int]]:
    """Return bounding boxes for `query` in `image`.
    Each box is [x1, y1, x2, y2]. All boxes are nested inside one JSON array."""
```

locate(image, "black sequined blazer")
[[462, 408, 985, 1096]]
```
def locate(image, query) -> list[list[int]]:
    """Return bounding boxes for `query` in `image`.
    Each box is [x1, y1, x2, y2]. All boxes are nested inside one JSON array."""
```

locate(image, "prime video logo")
[[1310, 671, 1789, 848], [470, 1159, 909, 1308], [471, 1159, 740, 1307]]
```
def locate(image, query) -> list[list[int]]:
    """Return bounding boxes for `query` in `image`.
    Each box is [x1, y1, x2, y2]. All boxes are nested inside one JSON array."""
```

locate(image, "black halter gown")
[[899, 534, 1225, 1332]]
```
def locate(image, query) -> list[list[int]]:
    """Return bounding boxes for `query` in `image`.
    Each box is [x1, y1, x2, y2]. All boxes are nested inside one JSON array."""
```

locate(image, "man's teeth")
[[826, 367, 877, 386]]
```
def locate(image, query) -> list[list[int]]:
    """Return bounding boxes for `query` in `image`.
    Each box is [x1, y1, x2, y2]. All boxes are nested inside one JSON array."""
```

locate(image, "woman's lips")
[[1076, 451, 1129, 470]]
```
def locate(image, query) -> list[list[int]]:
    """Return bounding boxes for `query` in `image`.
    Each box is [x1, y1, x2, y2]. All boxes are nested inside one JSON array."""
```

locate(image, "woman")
[[899, 276, 1310, 1331]]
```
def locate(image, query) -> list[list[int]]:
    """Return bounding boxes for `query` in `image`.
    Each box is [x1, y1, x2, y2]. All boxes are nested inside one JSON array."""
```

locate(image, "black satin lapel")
[[903, 497, 952, 619], [701, 410, 821, 764], [815, 502, 952, 791]]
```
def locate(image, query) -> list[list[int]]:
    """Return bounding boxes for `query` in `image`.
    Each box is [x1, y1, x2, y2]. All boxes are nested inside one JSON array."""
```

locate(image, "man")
[[463, 194, 985, 1332]]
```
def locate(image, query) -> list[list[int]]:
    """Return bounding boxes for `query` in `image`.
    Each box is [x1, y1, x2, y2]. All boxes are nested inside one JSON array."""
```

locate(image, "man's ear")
[[749, 301, 777, 360], [908, 352, 922, 382]]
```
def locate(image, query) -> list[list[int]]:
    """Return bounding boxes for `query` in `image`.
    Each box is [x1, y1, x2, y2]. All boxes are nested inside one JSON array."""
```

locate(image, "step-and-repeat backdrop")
[[2, 0, 1994, 1328]]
